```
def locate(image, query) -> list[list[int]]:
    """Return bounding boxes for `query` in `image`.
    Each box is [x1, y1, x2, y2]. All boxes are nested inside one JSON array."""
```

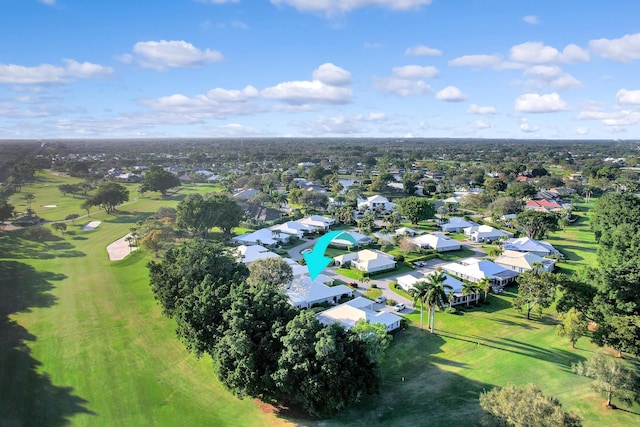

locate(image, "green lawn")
[[1, 173, 289, 427], [2, 175, 638, 426]]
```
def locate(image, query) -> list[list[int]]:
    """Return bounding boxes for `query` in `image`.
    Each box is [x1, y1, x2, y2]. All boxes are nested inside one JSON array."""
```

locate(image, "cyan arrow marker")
[[303, 230, 358, 280]]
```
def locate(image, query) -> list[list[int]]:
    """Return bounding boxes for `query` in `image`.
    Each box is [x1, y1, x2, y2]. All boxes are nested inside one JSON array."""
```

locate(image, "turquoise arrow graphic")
[[303, 231, 358, 280]]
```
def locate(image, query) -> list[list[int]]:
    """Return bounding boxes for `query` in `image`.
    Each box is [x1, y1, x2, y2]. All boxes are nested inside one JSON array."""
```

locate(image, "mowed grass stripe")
[[3, 176, 291, 426]]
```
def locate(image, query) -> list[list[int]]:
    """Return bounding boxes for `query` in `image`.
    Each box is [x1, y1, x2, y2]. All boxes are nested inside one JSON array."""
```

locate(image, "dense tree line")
[[558, 193, 640, 356], [148, 239, 382, 417]]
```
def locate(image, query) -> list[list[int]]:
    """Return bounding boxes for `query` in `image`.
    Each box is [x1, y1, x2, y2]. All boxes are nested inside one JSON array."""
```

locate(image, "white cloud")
[[126, 40, 223, 70], [575, 127, 588, 135], [523, 15, 539, 25], [510, 41, 560, 63], [602, 111, 640, 127], [519, 118, 539, 132], [312, 63, 352, 86], [448, 54, 502, 69], [39, 0, 56, 5], [561, 44, 590, 63], [292, 112, 391, 135], [508, 41, 588, 64], [0, 60, 113, 84], [616, 89, 640, 105], [435, 86, 469, 102], [392, 65, 439, 79], [261, 80, 352, 104], [523, 65, 581, 90], [475, 119, 490, 129], [373, 77, 431, 96], [590, 33, 640, 62], [270, 0, 432, 15], [141, 85, 261, 119], [405, 44, 442, 56], [515, 92, 569, 113], [468, 104, 496, 114]]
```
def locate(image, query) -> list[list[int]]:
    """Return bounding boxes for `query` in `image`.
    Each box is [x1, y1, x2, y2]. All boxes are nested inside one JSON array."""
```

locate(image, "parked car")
[[394, 303, 406, 312], [375, 296, 387, 304]]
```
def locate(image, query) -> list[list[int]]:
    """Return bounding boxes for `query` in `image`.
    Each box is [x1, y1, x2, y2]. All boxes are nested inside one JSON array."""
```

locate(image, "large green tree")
[[0, 199, 14, 222], [90, 181, 129, 214], [479, 384, 581, 427], [514, 270, 565, 320], [515, 210, 558, 239], [573, 354, 639, 408], [147, 238, 248, 317], [589, 193, 640, 355], [506, 181, 537, 200], [396, 197, 434, 225], [141, 166, 181, 196], [247, 257, 293, 289], [176, 193, 243, 237], [274, 314, 379, 417], [213, 282, 296, 402]]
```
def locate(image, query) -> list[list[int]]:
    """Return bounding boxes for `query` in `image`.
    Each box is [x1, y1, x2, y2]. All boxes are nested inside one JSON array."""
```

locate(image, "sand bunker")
[[43, 204, 58, 208], [106, 233, 138, 261], [82, 221, 101, 231]]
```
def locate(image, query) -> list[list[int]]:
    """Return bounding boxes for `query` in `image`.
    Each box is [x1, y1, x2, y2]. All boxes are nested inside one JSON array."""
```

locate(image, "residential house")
[[463, 225, 512, 243], [333, 249, 396, 274], [286, 274, 353, 309], [234, 245, 280, 265], [502, 237, 559, 257], [231, 228, 290, 247], [395, 227, 418, 236], [270, 220, 315, 238], [525, 199, 565, 212], [411, 233, 461, 252], [357, 195, 396, 211], [396, 271, 478, 306], [441, 258, 519, 290], [297, 215, 335, 231], [440, 217, 479, 233], [316, 297, 402, 332], [283, 258, 309, 278], [494, 250, 555, 273], [233, 188, 260, 201], [331, 231, 374, 248]]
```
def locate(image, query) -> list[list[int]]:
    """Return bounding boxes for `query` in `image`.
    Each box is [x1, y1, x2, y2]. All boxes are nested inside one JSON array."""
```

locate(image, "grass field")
[[2, 175, 638, 426]]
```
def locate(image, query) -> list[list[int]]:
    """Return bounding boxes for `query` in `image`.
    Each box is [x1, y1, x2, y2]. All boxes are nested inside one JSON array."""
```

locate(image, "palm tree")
[[408, 281, 430, 330], [424, 271, 451, 333], [462, 281, 481, 306], [479, 278, 492, 303]]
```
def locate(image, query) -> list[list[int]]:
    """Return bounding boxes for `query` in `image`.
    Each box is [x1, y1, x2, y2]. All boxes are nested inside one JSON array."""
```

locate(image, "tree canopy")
[[90, 181, 129, 214], [176, 193, 243, 236], [479, 384, 581, 427], [516, 210, 558, 240], [396, 197, 434, 225], [140, 166, 181, 196], [573, 354, 639, 408], [514, 270, 565, 320], [247, 257, 293, 289]]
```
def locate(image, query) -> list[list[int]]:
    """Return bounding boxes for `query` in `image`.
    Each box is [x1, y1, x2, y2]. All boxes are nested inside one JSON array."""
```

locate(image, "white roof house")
[[395, 227, 418, 236], [333, 249, 396, 274], [231, 228, 290, 246], [233, 188, 260, 201], [494, 250, 555, 273], [396, 272, 462, 293], [502, 237, 559, 257], [441, 258, 519, 290], [234, 245, 280, 264], [282, 258, 309, 278], [357, 195, 396, 211], [411, 233, 461, 252], [463, 225, 512, 243], [396, 272, 477, 306], [316, 297, 402, 332], [297, 215, 335, 231], [331, 231, 374, 248], [440, 217, 479, 233], [286, 275, 353, 309], [270, 221, 315, 238]]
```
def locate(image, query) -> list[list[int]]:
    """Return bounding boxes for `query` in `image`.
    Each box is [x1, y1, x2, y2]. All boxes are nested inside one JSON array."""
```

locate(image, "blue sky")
[[2, 0, 640, 139]]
